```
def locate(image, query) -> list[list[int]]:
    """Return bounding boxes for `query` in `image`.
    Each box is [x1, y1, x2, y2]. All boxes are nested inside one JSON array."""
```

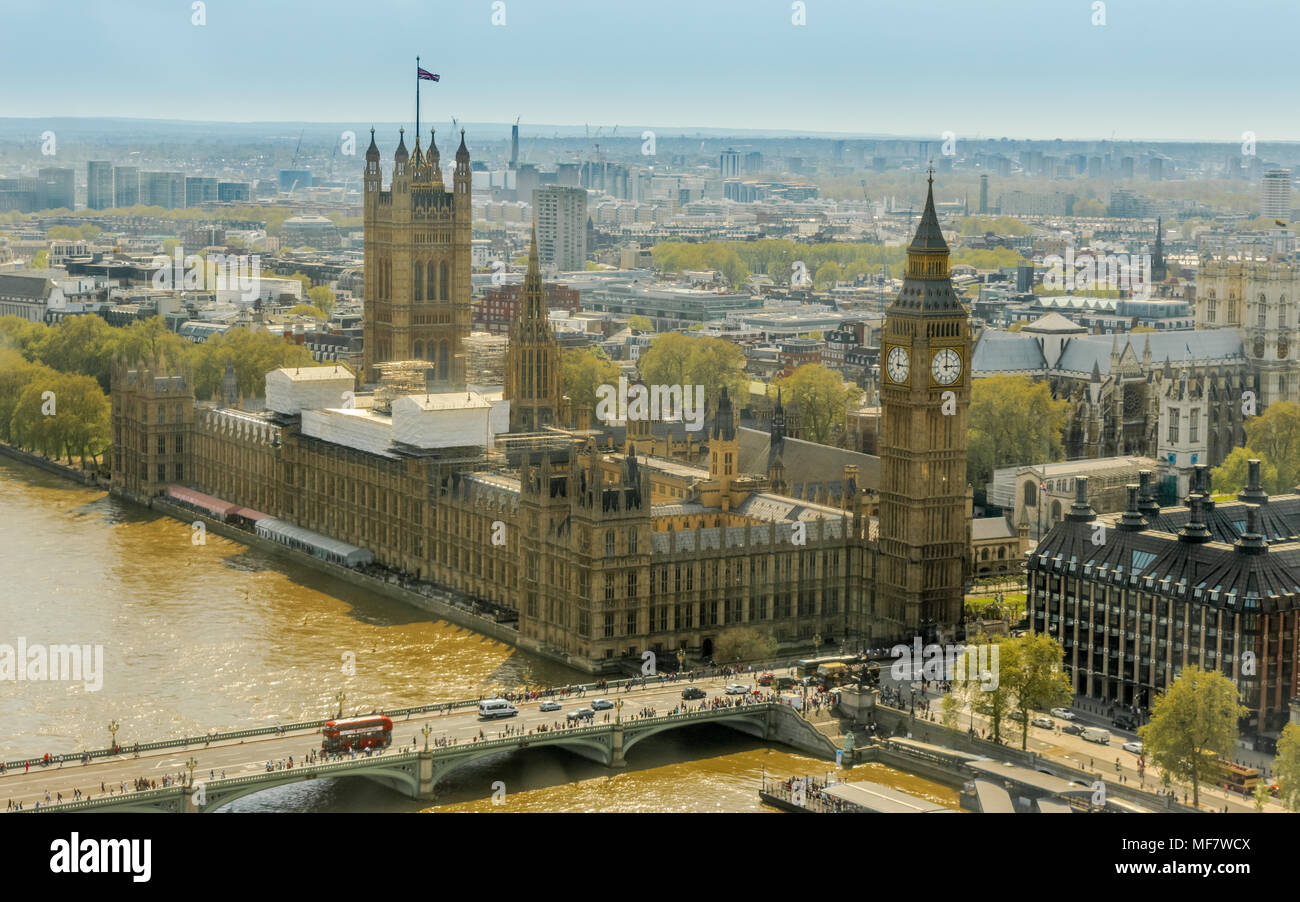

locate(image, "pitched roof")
[[971, 331, 1048, 374]]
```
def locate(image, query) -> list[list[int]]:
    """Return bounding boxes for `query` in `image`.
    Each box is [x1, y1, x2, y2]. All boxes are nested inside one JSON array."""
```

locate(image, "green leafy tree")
[[307, 285, 336, 317], [638, 332, 695, 388], [969, 637, 1017, 744], [1275, 722, 1300, 812], [31, 250, 48, 268], [773, 363, 862, 444], [288, 304, 328, 320], [712, 627, 778, 664], [1138, 666, 1247, 808], [560, 347, 620, 418], [113, 317, 189, 369], [189, 326, 316, 400], [31, 313, 118, 392], [1244, 401, 1300, 491], [1001, 633, 1074, 751], [968, 374, 1069, 490], [1212, 447, 1282, 496], [626, 315, 653, 332]]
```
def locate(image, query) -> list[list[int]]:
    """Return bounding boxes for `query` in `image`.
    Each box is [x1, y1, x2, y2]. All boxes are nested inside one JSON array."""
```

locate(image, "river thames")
[[0, 458, 958, 812]]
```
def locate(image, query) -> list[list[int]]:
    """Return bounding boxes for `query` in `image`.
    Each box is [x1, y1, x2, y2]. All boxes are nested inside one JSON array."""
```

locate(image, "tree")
[[638, 332, 695, 388], [1212, 447, 1282, 496], [307, 285, 336, 317], [814, 261, 841, 289], [1244, 401, 1300, 491], [1006, 322, 1024, 332], [113, 317, 189, 369], [189, 326, 316, 400], [288, 304, 328, 320], [1138, 666, 1246, 808], [774, 363, 862, 444], [968, 374, 1069, 490], [45, 371, 110, 467], [1253, 780, 1271, 812], [32, 313, 117, 391], [31, 250, 48, 268], [686, 337, 747, 409], [560, 347, 620, 417], [712, 627, 778, 664], [969, 638, 1018, 744], [1001, 633, 1073, 751], [626, 315, 653, 332], [1275, 722, 1300, 812]]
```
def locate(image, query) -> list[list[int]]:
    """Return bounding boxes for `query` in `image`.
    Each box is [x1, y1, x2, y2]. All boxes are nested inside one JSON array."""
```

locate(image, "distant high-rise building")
[[719, 148, 742, 179], [185, 176, 219, 207], [510, 122, 519, 170], [1120, 156, 1135, 179], [978, 174, 989, 214], [1148, 157, 1163, 181], [744, 151, 763, 173], [217, 181, 250, 203], [113, 166, 139, 207], [532, 186, 587, 272], [1261, 169, 1292, 220], [87, 161, 114, 209], [140, 171, 185, 208], [1088, 156, 1102, 179], [37, 167, 74, 211]]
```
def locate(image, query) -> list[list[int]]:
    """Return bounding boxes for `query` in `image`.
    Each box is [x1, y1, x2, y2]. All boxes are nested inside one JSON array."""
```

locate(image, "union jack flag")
[[418, 67, 439, 82]]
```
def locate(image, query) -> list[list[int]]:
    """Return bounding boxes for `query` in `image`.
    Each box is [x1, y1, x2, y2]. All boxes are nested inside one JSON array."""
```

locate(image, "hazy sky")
[[4, 0, 1294, 141]]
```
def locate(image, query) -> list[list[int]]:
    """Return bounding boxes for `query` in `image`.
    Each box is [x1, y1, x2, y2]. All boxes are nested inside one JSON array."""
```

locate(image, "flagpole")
[[416, 56, 420, 139]]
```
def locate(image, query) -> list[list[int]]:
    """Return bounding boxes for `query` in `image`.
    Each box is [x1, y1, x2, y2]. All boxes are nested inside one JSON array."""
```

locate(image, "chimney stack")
[[1065, 476, 1095, 522], [1117, 484, 1147, 531], [1137, 469, 1161, 519], [1234, 504, 1268, 555], [1177, 495, 1212, 544], [1237, 458, 1268, 505]]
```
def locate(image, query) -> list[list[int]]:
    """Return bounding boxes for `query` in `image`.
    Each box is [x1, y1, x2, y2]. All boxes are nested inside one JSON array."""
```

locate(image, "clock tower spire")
[[878, 171, 970, 642]]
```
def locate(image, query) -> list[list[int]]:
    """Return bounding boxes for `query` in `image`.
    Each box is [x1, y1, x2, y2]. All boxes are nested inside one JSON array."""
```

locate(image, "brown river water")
[[0, 458, 958, 812]]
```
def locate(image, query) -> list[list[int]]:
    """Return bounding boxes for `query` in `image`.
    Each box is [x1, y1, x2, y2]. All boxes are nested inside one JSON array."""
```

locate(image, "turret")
[[454, 129, 471, 197]]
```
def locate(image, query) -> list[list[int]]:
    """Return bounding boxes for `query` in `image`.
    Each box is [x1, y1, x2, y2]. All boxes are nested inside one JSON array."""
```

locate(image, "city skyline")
[[3, 0, 1298, 141]]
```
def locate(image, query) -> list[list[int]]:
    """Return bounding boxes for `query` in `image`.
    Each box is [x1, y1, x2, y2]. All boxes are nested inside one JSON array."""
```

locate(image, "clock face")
[[931, 348, 962, 385], [886, 346, 910, 383]]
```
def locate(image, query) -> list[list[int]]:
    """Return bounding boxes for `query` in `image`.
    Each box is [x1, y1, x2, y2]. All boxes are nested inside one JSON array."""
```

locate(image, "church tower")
[[505, 228, 560, 432], [362, 125, 472, 385], [767, 388, 788, 495], [878, 171, 970, 641]]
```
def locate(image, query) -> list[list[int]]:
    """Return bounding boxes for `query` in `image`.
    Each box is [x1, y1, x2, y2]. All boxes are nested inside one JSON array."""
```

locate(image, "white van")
[[1081, 726, 1111, 745], [478, 698, 519, 719]]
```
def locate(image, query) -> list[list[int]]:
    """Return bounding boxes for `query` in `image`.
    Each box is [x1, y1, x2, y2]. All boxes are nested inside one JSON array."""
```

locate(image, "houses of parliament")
[[109, 135, 973, 672]]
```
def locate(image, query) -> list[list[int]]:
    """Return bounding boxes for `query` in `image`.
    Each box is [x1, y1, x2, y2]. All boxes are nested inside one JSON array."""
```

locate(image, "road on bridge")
[[3, 669, 799, 810]]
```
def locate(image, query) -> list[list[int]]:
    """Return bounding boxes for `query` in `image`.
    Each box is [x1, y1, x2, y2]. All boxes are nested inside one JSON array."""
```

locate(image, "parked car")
[[539, 700, 561, 712], [757, 672, 774, 686], [591, 698, 614, 711], [1122, 741, 1144, 755], [1112, 713, 1139, 731], [1008, 711, 1025, 723], [1081, 727, 1111, 745], [725, 683, 750, 695], [1062, 722, 1086, 736], [1050, 708, 1076, 720], [1032, 716, 1054, 729], [681, 687, 707, 700], [566, 708, 595, 723]]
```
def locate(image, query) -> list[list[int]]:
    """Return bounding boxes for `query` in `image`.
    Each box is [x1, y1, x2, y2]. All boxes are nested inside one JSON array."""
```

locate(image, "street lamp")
[[422, 723, 432, 751], [813, 632, 822, 656], [185, 756, 197, 786], [335, 691, 346, 719], [615, 698, 624, 724], [108, 720, 119, 751]]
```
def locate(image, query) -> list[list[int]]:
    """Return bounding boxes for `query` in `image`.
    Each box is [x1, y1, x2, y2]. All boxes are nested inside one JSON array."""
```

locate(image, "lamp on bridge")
[[108, 719, 119, 751], [615, 698, 624, 725], [185, 756, 198, 787], [422, 723, 433, 751], [335, 691, 346, 719]]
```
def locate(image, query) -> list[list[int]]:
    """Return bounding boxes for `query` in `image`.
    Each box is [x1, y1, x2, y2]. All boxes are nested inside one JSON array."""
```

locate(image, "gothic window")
[[627, 528, 637, 554], [1258, 297, 1267, 330], [1023, 481, 1037, 507], [1168, 408, 1179, 444], [605, 529, 615, 556], [1190, 409, 1199, 444], [413, 262, 423, 301], [440, 262, 450, 300], [427, 261, 437, 301]]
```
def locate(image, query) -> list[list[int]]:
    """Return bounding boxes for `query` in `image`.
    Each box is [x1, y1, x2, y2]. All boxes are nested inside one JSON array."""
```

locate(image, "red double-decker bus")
[[321, 716, 393, 752]]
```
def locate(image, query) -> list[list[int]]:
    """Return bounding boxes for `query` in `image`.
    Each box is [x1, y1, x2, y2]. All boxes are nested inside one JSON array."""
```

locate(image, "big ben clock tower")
[[878, 170, 970, 642]]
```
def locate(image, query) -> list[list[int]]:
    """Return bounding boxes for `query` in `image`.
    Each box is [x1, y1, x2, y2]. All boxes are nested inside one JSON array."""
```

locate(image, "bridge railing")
[[2, 678, 778, 773]]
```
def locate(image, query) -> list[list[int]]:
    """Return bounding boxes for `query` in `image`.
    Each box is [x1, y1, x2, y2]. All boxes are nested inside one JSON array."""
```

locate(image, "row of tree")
[[0, 348, 109, 467], [650, 239, 1024, 289], [1212, 401, 1300, 495], [0, 314, 322, 402]]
